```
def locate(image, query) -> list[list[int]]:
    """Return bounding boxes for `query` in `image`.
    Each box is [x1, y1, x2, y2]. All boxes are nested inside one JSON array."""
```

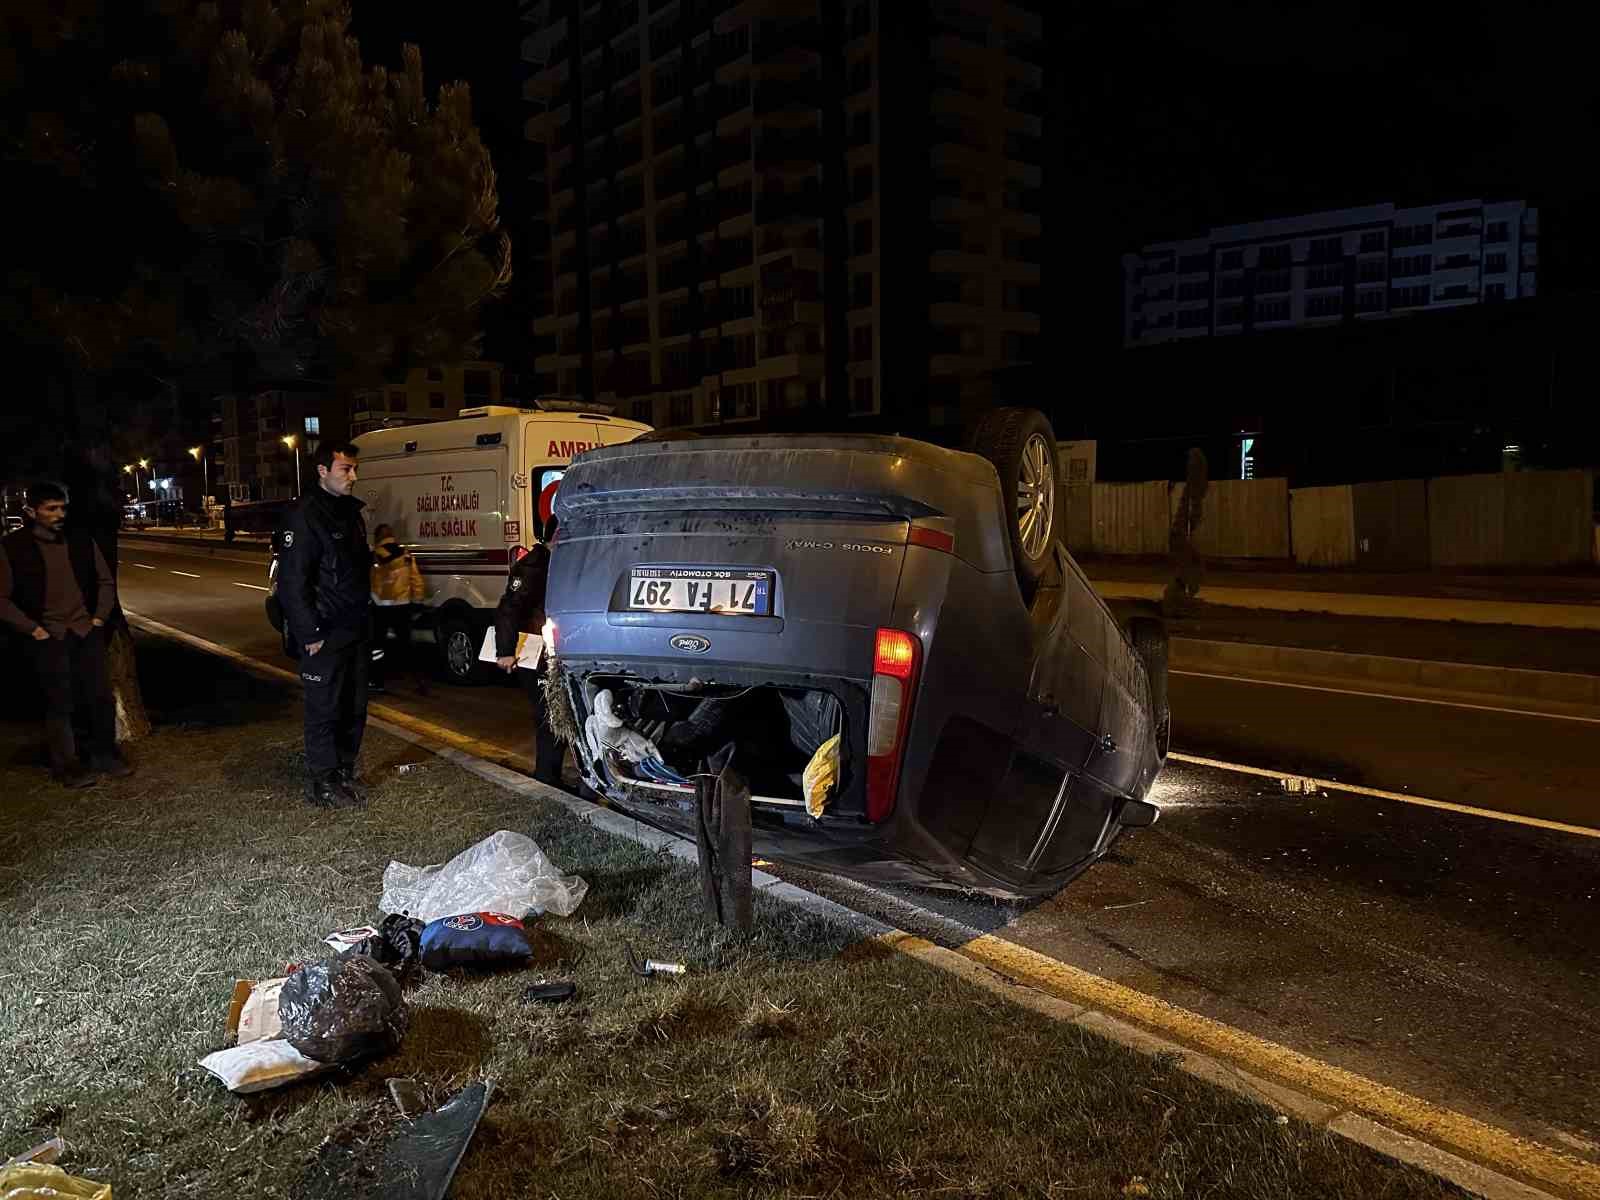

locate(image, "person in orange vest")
[[369, 523, 426, 694]]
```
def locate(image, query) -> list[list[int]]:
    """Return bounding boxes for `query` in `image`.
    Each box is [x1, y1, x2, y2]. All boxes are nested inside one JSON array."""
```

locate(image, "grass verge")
[[0, 635, 1471, 1199]]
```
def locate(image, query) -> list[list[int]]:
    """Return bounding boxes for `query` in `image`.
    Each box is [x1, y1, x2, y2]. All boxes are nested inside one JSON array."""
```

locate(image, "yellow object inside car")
[[803, 733, 841, 819]]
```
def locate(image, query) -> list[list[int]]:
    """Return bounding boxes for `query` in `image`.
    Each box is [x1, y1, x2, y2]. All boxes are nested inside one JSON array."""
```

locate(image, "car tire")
[[438, 614, 493, 686], [1128, 616, 1171, 758], [969, 407, 1059, 588]]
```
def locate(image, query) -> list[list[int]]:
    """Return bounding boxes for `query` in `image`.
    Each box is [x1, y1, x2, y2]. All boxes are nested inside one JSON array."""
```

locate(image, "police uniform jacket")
[[493, 544, 550, 660], [277, 486, 372, 651]]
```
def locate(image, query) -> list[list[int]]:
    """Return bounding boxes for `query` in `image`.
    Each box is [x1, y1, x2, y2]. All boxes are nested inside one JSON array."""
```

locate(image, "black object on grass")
[[524, 981, 577, 1004]]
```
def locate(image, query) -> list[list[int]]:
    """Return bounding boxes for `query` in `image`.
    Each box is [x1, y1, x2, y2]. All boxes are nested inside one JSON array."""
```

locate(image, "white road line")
[[1172, 667, 1600, 726], [231, 582, 269, 592], [170, 570, 201, 579], [1166, 751, 1600, 840], [131, 563, 156, 570]]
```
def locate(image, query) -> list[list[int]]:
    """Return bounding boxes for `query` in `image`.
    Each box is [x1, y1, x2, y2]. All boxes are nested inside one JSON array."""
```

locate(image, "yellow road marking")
[[876, 930, 1600, 1199]]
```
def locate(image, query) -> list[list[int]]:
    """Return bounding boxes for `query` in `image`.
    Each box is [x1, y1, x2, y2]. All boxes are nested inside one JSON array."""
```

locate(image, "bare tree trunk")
[[108, 624, 152, 743], [1162, 448, 1210, 618]]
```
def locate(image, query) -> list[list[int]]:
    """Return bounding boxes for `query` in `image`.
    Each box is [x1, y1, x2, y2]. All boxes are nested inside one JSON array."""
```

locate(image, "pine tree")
[[3, 0, 509, 740]]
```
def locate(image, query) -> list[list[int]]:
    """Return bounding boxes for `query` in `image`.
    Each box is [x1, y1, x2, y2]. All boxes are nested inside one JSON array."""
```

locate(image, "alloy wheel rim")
[[1016, 433, 1055, 558]]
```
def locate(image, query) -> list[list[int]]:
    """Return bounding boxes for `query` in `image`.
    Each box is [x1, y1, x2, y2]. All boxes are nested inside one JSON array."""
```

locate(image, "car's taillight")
[[908, 525, 956, 554], [866, 627, 919, 822], [511, 544, 529, 564], [542, 618, 558, 654]]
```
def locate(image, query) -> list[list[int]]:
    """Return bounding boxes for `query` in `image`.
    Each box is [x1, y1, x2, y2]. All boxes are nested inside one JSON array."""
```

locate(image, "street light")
[[282, 434, 301, 497], [125, 460, 150, 507], [189, 445, 209, 507]]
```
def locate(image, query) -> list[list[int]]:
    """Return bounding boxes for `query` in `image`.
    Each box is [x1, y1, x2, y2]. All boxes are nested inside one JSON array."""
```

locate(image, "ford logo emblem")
[[669, 633, 712, 654]]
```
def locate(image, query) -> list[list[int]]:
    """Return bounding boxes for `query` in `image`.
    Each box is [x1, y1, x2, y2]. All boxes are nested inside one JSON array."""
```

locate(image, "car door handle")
[[1099, 733, 1118, 755]]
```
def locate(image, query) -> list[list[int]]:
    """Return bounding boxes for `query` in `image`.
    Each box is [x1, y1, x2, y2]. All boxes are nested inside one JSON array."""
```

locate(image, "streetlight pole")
[[283, 435, 301, 497], [190, 445, 209, 507]]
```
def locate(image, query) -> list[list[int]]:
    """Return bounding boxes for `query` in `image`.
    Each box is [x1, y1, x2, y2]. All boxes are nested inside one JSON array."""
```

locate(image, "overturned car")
[[544, 409, 1169, 898]]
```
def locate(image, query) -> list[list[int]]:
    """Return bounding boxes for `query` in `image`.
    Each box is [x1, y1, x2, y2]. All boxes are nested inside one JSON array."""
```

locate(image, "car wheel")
[[1127, 617, 1171, 758], [438, 615, 491, 686], [970, 407, 1059, 587]]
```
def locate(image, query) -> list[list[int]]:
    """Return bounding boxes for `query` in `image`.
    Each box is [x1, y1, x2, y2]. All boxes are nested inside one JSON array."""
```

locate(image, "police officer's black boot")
[[336, 765, 369, 806], [306, 770, 361, 809]]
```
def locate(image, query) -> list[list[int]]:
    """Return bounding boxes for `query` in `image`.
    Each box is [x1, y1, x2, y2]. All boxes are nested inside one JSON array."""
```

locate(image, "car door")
[[1019, 555, 1126, 879], [1086, 628, 1152, 796], [965, 551, 1112, 885]]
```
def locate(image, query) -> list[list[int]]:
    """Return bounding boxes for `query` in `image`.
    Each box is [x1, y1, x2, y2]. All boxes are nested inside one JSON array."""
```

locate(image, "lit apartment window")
[[304, 417, 320, 435]]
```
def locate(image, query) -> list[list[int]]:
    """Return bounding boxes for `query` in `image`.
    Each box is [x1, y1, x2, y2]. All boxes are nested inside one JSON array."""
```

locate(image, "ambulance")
[[352, 402, 653, 683]]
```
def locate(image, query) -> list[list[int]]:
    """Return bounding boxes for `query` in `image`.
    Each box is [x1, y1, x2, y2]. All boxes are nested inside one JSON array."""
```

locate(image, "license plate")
[[629, 567, 773, 615]]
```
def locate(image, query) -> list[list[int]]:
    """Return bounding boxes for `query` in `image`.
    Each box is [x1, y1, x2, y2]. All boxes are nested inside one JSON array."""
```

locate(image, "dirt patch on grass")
[[0, 635, 1472, 1199]]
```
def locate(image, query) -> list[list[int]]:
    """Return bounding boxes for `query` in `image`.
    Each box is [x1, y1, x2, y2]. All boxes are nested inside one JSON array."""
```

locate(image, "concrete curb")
[[122, 612, 1591, 1200], [1094, 579, 1600, 631], [1173, 636, 1600, 715], [121, 532, 270, 567]]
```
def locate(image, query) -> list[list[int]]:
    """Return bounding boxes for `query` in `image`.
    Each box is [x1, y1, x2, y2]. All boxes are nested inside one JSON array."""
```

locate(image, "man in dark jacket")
[[493, 516, 563, 785], [276, 443, 373, 808], [0, 481, 130, 788]]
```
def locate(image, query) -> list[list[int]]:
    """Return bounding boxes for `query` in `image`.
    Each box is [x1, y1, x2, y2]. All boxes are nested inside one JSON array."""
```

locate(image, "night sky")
[[352, 0, 1596, 341], [1064, 2, 1590, 274]]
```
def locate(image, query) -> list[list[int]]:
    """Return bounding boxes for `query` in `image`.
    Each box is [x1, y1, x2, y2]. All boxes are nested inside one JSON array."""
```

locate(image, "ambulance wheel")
[[439, 614, 493, 686]]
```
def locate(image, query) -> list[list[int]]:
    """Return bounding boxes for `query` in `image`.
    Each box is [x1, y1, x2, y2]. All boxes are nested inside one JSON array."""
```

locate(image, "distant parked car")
[[546, 408, 1170, 899]]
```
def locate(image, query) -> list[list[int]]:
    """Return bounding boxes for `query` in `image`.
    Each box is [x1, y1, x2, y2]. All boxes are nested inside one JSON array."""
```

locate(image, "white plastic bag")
[[379, 830, 587, 922], [199, 1038, 328, 1094]]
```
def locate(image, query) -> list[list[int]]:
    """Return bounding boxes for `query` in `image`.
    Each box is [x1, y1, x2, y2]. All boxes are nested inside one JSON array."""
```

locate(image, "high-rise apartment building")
[[1123, 199, 1539, 348], [522, 0, 1045, 431]]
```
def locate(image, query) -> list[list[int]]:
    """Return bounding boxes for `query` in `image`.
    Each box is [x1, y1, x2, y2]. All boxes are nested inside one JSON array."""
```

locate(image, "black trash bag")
[[279, 953, 408, 1065], [343, 913, 426, 985]]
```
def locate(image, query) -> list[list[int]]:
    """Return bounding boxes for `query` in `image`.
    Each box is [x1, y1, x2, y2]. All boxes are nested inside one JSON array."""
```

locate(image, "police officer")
[[493, 515, 563, 785], [277, 442, 373, 808]]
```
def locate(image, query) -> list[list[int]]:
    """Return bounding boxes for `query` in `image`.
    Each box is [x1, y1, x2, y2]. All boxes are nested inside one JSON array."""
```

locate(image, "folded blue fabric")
[[419, 912, 533, 970]]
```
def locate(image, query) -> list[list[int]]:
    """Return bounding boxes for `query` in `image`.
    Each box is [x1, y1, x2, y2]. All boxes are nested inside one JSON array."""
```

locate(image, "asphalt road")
[[117, 542, 1600, 1163]]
